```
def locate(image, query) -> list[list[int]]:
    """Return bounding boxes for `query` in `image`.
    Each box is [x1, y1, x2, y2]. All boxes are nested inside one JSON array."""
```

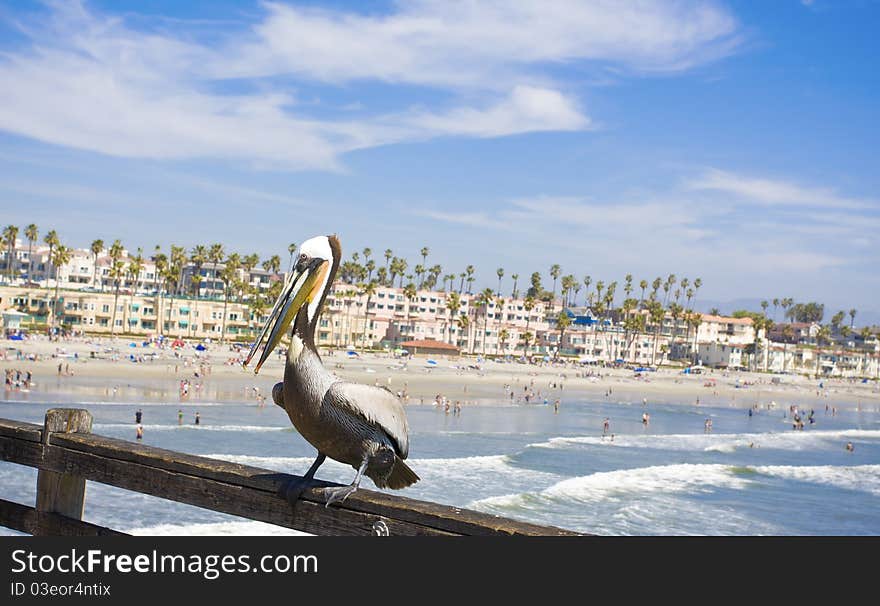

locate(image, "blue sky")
[[0, 1, 877, 319]]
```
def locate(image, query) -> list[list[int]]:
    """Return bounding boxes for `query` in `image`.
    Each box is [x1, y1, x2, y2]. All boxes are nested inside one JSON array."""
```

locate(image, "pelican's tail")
[[379, 457, 419, 489]]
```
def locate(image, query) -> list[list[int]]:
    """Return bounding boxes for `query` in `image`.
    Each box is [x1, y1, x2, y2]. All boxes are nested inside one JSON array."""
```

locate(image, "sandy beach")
[[3, 335, 878, 413]]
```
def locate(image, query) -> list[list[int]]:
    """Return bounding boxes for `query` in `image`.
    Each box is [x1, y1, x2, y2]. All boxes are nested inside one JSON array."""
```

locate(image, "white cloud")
[[399, 86, 588, 138], [686, 168, 872, 210], [0, 1, 741, 169], [227, 0, 741, 85]]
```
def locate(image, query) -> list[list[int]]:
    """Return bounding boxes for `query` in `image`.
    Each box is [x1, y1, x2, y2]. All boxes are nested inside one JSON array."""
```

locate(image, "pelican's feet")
[[279, 478, 311, 507], [323, 485, 358, 508]]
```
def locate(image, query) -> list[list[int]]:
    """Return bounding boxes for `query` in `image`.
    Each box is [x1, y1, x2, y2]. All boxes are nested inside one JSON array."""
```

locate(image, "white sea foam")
[[473, 462, 880, 514], [533, 464, 750, 505], [127, 521, 308, 536], [527, 429, 880, 453], [754, 464, 880, 496]]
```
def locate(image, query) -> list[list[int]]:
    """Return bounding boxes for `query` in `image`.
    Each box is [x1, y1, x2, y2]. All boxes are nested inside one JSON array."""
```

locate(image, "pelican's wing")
[[324, 382, 410, 458]]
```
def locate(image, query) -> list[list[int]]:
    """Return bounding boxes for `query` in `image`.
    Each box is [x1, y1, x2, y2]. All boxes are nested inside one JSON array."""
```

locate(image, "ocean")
[[1, 391, 878, 536]]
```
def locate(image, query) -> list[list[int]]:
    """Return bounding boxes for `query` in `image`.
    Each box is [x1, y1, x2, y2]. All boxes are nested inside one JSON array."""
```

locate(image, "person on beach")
[[136, 425, 143, 441], [177, 409, 183, 425], [603, 418, 610, 436], [135, 408, 142, 424], [846, 442, 854, 452], [194, 412, 200, 425]]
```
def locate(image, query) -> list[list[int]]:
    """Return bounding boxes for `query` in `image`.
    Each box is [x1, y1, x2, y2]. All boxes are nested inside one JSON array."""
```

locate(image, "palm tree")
[[549, 264, 561, 310], [446, 292, 461, 346], [396, 258, 409, 288], [760, 317, 774, 371], [510, 273, 519, 299], [190, 245, 207, 298], [475, 288, 494, 356], [262, 254, 281, 275], [781, 298, 794, 322], [420, 247, 429, 269], [498, 328, 510, 356], [583, 276, 592, 306], [638, 279, 648, 308], [384, 249, 393, 273], [49, 245, 72, 327], [849, 308, 857, 329], [648, 300, 665, 367], [153, 253, 168, 336], [496, 267, 504, 296], [208, 243, 225, 297], [494, 297, 506, 354], [90, 239, 104, 289], [520, 331, 533, 357], [689, 312, 703, 365], [360, 280, 378, 349], [772, 298, 780, 322], [555, 311, 571, 360], [403, 282, 418, 342], [782, 324, 795, 371], [108, 240, 124, 335], [465, 265, 475, 294], [24, 224, 38, 281], [2, 225, 18, 282], [219, 253, 240, 343], [523, 295, 536, 354], [125, 250, 144, 332], [170, 245, 186, 295], [456, 315, 470, 352], [458, 272, 466, 294], [43, 229, 59, 287], [127, 248, 144, 293]]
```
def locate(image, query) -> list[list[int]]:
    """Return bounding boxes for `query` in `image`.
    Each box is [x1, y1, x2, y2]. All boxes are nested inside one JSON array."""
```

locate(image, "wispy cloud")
[[226, 0, 742, 85], [417, 168, 876, 278], [685, 168, 873, 210], [0, 1, 741, 170]]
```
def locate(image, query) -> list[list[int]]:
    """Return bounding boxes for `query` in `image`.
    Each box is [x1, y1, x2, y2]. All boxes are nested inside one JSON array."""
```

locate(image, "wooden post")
[[35, 409, 93, 533]]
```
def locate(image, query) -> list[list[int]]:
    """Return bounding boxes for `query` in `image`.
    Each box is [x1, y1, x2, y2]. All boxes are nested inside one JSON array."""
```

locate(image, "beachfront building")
[[319, 283, 552, 354], [0, 240, 283, 298], [0, 286, 257, 340]]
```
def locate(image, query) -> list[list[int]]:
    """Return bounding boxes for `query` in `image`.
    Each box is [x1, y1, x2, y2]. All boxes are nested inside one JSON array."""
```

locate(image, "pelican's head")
[[244, 235, 340, 374]]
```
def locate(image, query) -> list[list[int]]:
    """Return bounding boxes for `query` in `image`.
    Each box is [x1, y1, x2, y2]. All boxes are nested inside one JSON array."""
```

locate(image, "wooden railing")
[[0, 409, 580, 536]]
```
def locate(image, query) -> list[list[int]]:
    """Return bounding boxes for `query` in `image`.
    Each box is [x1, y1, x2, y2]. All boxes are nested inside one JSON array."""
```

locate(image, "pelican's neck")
[[284, 317, 336, 408]]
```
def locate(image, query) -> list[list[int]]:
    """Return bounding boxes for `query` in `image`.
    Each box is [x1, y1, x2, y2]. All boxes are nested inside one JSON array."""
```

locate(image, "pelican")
[[244, 235, 418, 507]]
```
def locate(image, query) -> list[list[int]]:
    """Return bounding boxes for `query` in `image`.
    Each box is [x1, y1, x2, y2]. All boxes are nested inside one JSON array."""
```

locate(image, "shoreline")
[[3, 336, 879, 413]]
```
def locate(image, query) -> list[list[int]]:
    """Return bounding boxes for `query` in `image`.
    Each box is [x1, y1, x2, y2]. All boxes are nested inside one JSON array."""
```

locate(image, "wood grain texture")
[[0, 411, 583, 536]]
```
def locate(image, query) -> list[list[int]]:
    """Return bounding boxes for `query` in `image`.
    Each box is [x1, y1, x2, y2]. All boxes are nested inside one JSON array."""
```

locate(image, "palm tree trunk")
[[111, 280, 120, 336], [220, 286, 229, 343]]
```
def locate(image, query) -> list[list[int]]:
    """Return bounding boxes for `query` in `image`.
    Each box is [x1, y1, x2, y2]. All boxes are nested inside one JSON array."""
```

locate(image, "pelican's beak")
[[243, 257, 328, 374]]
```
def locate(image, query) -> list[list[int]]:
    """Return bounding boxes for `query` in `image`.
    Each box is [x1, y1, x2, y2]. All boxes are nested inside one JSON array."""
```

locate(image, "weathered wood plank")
[[0, 412, 582, 536], [0, 418, 42, 442], [50, 432, 577, 536], [39, 443, 457, 536], [35, 409, 94, 534], [0, 498, 127, 536]]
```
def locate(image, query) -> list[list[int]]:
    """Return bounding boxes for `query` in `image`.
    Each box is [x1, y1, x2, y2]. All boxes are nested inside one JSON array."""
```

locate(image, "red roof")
[[399, 339, 459, 351]]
